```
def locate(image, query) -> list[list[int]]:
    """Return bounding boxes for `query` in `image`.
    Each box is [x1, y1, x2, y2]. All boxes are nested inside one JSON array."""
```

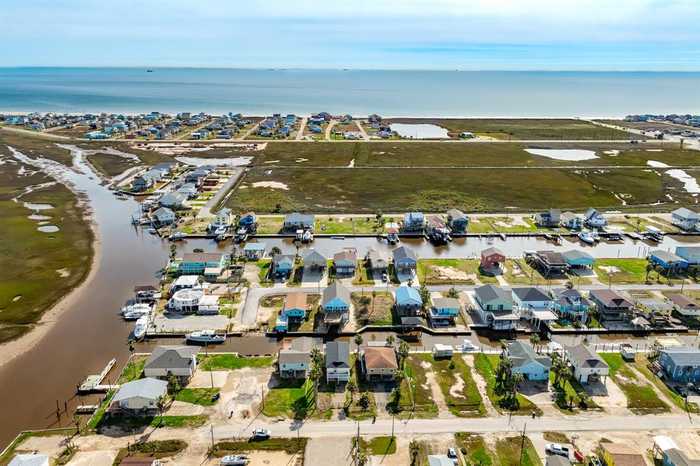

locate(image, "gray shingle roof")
[[475, 285, 511, 304], [145, 346, 198, 370], [113, 377, 167, 403], [566, 344, 608, 369], [512, 287, 551, 303], [393, 245, 417, 262], [325, 341, 350, 369], [507, 341, 552, 369]]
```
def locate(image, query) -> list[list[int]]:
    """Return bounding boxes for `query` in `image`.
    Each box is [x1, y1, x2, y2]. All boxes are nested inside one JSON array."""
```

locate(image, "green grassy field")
[[386, 118, 636, 140], [418, 258, 497, 285], [395, 355, 439, 418], [599, 353, 670, 414], [86, 152, 139, 177], [419, 354, 485, 417], [593, 258, 662, 284], [175, 388, 221, 406], [197, 354, 274, 371], [473, 354, 543, 416], [0, 152, 93, 343]]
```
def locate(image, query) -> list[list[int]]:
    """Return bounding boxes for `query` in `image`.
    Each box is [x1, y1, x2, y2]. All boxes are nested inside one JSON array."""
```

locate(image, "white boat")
[[132, 316, 148, 340], [169, 231, 186, 241], [185, 330, 225, 345], [578, 231, 596, 245], [121, 303, 153, 320], [301, 229, 313, 243], [147, 227, 158, 235]]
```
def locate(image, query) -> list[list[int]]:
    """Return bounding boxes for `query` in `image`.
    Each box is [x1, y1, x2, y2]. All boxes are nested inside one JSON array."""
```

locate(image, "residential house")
[[239, 211, 257, 228], [473, 285, 519, 330], [562, 249, 595, 270], [653, 436, 700, 466], [529, 250, 568, 276], [429, 297, 460, 326], [676, 246, 700, 268], [649, 250, 688, 274], [560, 211, 584, 230], [512, 287, 556, 326], [321, 281, 351, 326], [211, 208, 234, 229], [243, 242, 266, 260], [600, 443, 646, 466], [446, 208, 469, 233], [144, 346, 198, 382], [550, 288, 591, 323], [392, 245, 417, 277], [283, 212, 314, 231], [589, 289, 634, 321], [278, 338, 313, 379], [8, 454, 49, 466], [282, 292, 307, 320], [303, 250, 327, 274], [272, 254, 295, 278], [159, 191, 187, 209], [659, 347, 700, 383], [427, 456, 455, 466], [584, 208, 607, 228], [365, 248, 388, 275], [169, 275, 200, 294], [667, 293, 700, 317], [480, 247, 506, 274], [325, 341, 351, 383], [110, 378, 168, 413], [507, 341, 551, 381], [535, 208, 561, 227], [565, 344, 609, 384], [395, 285, 423, 317], [333, 249, 357, 276], [132, 174, 155, 192], [362, 346, 398, 381], [152, 207, 176, 226], [671, 208, 700, 231], [178, 253, 227, 276], [403, 212, 425, 232]]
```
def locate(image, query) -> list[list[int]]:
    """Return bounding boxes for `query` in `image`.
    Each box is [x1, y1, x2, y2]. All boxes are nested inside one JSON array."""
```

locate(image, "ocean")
[[1, 67, 699, 117]]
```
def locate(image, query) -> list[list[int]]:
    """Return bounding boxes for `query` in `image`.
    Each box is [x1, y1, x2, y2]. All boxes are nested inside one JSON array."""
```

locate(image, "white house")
[[211, 208, 234, 230], [671, 207, 700, 231], [152, 207, 176, 226], [110, 377, 168, 413], [566, 344, 609, 384], [507, 341, 551, 381], [584, 208, 607, 228], [144, 346, 198, 381]]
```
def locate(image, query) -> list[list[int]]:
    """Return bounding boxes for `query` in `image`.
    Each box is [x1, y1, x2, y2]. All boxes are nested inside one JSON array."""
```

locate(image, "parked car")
[[252, 428, 271, 440], [545, 444, 570, 458], [221, 455, 249, 466], [381, 272, 388, 282], [461, 340, 477, 352], [588, 456, 602, 466], [448, 447, 458, 458]]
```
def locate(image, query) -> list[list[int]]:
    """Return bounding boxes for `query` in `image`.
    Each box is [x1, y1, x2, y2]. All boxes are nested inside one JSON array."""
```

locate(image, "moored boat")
[[186, 329, 226, 345]]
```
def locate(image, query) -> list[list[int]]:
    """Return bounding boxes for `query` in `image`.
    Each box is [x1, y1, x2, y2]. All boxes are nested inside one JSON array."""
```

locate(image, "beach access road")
[[197, 167, 245, 219]]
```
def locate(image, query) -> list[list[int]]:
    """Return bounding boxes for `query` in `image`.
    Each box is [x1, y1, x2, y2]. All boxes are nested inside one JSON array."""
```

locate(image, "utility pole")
[[519, 422, 527, 466]]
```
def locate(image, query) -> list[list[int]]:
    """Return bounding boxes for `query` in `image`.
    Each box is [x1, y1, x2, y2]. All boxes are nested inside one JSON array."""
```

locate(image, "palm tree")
[[346, 379, 357, 407], [270, 246, 281, 257], [386, 335, 396, 347], [354, 334, 363, 358], [309, 347, 324, 408], [529, 334, 541, 353], [398, 341, 410, 370]]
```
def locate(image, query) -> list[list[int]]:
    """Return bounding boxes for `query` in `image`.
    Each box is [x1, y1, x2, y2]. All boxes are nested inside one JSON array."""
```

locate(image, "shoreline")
[[0, 155, 101, 370]]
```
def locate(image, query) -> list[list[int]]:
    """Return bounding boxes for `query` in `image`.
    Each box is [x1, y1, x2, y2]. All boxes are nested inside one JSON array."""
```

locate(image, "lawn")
[[118, 356, 146, 383], [393, 355, 439, 418], [549, 371, 599, 413], [315, 215, 380, 234], [634, 355, 699, 414], [419, 354, 485, 417], [212, 438, 308, 456], [113, 440, 188, 465], [344, 354, 377, 420], [262, 379, 330, 419], [504, 259, 546, 286], [593, 258, 658, 284], [175, 388, 221, 406], [494, 436, 542, 466], [455, 433, 493, 466], [468, 216, 540, 234], [0, 148, 93, 344], [418, 258, 497, 285], [473, 353, 543, 416], [197, 354, 274, 371], [352, 291, 395, 326], [255, 216, 285, 233], [353, 261, 376, 285], [599, 353, 670, 414], [359, 436, 397, 456]]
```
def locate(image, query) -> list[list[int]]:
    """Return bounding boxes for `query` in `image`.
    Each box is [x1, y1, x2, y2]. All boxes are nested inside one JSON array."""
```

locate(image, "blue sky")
[[2, 0, 700, 70]]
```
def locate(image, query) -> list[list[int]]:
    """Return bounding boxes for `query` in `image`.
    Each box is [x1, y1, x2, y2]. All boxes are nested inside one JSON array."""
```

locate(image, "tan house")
[[361, 346, 398, 381]]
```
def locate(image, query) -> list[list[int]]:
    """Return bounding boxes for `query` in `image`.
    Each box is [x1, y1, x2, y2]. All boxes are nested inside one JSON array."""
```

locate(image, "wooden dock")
[[78, 358, 118, 393]]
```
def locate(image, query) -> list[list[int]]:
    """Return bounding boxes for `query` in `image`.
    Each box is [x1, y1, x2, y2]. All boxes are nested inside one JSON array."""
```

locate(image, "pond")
[[524, 148, 598, 161], [175, 156, 253, 167], [389, 123, 449, 139]]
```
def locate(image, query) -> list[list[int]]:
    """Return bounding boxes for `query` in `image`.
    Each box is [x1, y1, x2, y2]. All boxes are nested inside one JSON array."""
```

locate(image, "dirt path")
[[420, 361, 452, 418], [238, 121, 261, 140], [355, 120, 370, 141], [462, 354, 499, 417], [325, 120, 337, 140], [628, 365, 681, 413], [296, 116, 308, 140]]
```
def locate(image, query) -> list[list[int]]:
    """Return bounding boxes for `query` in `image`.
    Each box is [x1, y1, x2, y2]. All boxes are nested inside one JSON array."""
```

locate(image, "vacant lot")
[[418, 259, 497, 285], [0, 153, 93, 343], [352, 291, 395, 326], [593, 258, 662, 284], [599, 352, 670, 414], [387, 118, 636, 140], [86, 152, 139, 177], [419, 354, 485, 417]]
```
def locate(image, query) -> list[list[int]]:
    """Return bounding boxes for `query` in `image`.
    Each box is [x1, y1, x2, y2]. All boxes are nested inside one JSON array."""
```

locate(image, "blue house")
[[272, 254, 295, 278], [446, 209, 469, 233], [282, 292, 307, 319], [178, 253, 227, 276], [659, 347, 700, 383], [429, 297, 460, 325], [676, 247, 700, 267], [395, 286, 422, 317], [648, 250, 688, 274], [507, 341, 551, 381], [239, 212, 257, 227], [550, 288, 591, 323], [321, 282, 350, 326], [562, 249, 595, 269], [403, 212, 425, 232], [243, 242, 266, 260]]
